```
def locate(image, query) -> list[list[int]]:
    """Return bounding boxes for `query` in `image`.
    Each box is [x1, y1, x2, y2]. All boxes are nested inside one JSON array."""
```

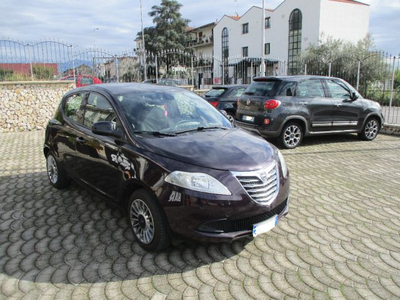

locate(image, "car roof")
[[211, 84, 247, 89], [254, 75, 341, 82], [66, 83, 185, 97]]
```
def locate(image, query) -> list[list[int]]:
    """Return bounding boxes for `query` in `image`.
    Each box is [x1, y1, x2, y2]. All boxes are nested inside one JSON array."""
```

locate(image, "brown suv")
[[236, 76, 384, 149]]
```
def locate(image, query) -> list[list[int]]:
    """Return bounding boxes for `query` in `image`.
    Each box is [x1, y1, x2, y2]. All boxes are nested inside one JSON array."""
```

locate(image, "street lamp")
[[140, 0, 147, 81], [93, 28, 99, 50], [261, 0, 266, 77]]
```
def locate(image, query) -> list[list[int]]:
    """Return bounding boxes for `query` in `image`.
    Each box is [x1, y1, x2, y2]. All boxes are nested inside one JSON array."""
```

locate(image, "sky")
[[0, 0, 399, 55]]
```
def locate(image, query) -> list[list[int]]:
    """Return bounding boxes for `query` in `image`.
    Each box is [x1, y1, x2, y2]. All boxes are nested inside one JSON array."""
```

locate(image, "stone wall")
[[0, 81, 74, 132]]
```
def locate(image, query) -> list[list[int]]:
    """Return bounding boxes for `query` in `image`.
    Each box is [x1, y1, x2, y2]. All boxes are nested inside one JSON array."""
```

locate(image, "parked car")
[[60, 75, 102, 87], [236, 76, 384, 149], [203, 85, 247, 122], [44, 83, 290, 251]]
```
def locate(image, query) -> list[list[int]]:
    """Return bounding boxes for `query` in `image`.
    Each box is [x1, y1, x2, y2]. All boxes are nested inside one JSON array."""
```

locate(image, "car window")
[[116, 90, 232, 133], [64, 93, 85, 124], [296, 80, 325, 98], [277, 81, 296, 96], [245, 81, 279, 96], [325, 80, 352, 100], [83, 93, 116, 128], [229, 88, 246, 98], [205, 88, 226, 97], [80, 77, 94, 85]]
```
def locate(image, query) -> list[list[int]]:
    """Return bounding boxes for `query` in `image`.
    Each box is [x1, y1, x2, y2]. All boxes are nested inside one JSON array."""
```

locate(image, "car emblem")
[[260, 171, 268, 182], [246, 99, 251, 106]]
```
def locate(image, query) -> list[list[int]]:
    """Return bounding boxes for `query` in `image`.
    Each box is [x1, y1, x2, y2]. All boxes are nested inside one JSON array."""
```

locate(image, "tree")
[[300, 35, 389, 96]]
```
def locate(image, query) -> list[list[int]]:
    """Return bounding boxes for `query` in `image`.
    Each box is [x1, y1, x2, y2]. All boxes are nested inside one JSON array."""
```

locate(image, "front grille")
[[234, 161, 278, 204], [197, 199, 288, 233]]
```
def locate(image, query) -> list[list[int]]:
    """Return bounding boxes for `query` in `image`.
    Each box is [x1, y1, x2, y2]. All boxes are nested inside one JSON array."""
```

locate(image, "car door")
[[56, 92, 87, 177], [325, 79, 363, 130], [73, 92, 125, 200], [295, 79, 333, 132]]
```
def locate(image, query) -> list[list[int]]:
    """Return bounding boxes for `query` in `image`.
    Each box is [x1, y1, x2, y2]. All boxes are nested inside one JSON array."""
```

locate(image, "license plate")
[[242, 115, 254, 122], [253, 215, 278, 237]]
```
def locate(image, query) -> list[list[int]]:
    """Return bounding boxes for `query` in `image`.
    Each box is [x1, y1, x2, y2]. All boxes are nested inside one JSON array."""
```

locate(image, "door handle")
[[299, 101, 308, 105], [76, 137, 87, 144]]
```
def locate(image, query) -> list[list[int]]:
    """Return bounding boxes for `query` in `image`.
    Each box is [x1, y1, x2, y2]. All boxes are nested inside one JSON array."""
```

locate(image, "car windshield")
[[245, 81, 280, 96], [204, 88, 226, 97], [116, 89, 232, 135]]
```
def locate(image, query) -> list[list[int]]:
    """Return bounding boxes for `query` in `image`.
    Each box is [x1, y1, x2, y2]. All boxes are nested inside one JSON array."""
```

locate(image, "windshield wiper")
[[133, 130, 176, 137], [175, 126, 229, 135]]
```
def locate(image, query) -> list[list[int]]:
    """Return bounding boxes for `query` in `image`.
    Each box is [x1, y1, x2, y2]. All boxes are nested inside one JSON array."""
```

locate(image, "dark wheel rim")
[[365, 119, 378, 140], [283, 125, 301, 147], [130, 199, 155, 244], [46, 155, 58, 184]]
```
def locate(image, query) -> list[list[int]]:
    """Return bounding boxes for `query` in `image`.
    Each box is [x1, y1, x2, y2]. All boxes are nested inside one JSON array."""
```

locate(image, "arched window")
[[221, 28, 229, 84], [288, 9, 302, 74]]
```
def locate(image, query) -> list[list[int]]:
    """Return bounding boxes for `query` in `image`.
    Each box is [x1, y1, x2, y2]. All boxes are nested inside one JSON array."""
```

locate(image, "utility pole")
[[93, 28, 99, 50], [261, 0, 266, 77], [140, 0, 147, 81]]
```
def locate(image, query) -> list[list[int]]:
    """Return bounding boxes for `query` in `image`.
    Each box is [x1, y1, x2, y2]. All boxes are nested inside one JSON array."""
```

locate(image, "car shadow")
[[267, 133, 362, 148], [0, 172, 252, 284]]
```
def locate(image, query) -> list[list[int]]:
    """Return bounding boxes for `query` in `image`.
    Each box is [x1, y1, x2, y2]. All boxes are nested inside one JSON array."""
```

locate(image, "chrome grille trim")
[[232, 161, 279, 205]]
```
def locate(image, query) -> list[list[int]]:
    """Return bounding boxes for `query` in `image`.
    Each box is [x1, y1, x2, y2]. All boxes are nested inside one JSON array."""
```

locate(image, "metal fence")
[[1, 38, 399, 124]]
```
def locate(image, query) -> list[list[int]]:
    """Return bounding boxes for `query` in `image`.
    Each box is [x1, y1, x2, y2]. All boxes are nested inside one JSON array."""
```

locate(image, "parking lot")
[[0, 130, 399, 299]]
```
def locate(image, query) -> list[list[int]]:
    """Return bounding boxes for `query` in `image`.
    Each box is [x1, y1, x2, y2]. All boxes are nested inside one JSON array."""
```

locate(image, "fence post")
[[191, 55, 194, 87], [155, 55, 158, 83], [328, 62, 332, 77], [27, 44, 34, 81], [388, 56, 396, 123], [304, 63, 307, 75], [70, 45, 76, 84], [356, 60, 361, 91]]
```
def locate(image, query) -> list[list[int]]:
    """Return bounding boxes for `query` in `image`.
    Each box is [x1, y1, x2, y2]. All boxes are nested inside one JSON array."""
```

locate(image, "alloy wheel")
[[46, 155, 58, 184], [283, 124, 302, 148], [130, 199, 155, 244], [365, 119, 378, 140]]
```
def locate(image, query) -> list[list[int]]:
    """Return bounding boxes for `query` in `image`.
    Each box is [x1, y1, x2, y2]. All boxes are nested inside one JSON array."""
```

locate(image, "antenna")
[[234, 0, 238, 16]]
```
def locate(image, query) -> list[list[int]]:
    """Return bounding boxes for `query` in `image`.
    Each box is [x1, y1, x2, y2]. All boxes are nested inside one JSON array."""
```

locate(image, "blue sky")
[[0, 0, 398, 55]]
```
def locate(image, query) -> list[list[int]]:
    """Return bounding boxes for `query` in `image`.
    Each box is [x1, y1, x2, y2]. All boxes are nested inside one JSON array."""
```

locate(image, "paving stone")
[[1, 131, 400, 299]]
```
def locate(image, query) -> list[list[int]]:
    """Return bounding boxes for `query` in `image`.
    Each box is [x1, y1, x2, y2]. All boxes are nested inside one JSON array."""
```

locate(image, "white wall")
[[319, 0, 370, 43]]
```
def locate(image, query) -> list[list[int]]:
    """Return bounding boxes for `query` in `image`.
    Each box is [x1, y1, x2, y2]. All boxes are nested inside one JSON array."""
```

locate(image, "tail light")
[[210, 101, 218, 108], [265, 100, 281, 110]]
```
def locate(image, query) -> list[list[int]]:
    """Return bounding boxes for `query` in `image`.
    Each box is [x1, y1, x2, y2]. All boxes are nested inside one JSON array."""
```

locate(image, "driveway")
[[0, 131, 399, 299]]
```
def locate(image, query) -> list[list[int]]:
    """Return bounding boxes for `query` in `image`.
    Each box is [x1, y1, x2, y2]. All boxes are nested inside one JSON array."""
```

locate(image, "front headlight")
[[277, 150, 288, 178], [165, 171, 231, 195]]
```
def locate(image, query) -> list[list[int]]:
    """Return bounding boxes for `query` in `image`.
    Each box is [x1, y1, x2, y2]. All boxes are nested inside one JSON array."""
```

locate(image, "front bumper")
[[161, 169, 290, 243]]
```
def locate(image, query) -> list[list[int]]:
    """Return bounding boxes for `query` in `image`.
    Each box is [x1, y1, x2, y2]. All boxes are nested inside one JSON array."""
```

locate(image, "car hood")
[[137, 128, 275, 171]]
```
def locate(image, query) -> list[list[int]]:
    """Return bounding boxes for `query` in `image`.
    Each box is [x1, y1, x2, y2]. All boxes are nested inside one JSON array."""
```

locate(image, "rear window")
[[205, 88, 226, 97], [244, 81, 280, 97]]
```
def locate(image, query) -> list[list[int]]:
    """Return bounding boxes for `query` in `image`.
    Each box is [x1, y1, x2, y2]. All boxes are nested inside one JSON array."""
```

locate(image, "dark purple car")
[[44, 83, 290, 251]]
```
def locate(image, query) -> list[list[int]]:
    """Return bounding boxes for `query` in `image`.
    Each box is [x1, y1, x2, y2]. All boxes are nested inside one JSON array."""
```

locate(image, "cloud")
[[0, 0, 398, 54]]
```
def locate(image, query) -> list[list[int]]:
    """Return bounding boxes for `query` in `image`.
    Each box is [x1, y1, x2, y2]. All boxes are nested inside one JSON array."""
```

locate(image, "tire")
[[46, 152, 70, 189], [279, 122, 303, 149], [227, 113, 235, 123], [358, 117, 379, 141], [128, 189, 171, 252]]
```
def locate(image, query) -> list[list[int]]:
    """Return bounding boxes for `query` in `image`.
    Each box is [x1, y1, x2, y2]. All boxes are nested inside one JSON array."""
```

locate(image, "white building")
[[213, 0, 370, 84], [187, 22, 215, 88]]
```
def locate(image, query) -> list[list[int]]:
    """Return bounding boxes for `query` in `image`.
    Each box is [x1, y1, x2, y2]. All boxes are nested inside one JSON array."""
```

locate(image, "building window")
[[222, 27, 229, 84], [265, 17, 271, 29], [242, 23, 249, 34], [288, 9, 302, 75], [264, 43, 270, 55], [242, 46, 248, 57]]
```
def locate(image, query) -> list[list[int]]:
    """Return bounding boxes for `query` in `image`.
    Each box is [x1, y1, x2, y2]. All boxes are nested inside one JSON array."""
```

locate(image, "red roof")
[[228, 15, 241, 21], [329, 0, 369, 6]]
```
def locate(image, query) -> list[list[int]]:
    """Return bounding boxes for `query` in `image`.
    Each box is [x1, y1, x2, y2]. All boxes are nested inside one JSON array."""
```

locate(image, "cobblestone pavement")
[[1, 131, 400, 300]]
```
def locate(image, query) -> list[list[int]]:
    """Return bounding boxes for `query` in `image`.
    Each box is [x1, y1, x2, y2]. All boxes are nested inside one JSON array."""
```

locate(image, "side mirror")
[[92, 121, 122, 138], [351, 92, 358, 101]]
